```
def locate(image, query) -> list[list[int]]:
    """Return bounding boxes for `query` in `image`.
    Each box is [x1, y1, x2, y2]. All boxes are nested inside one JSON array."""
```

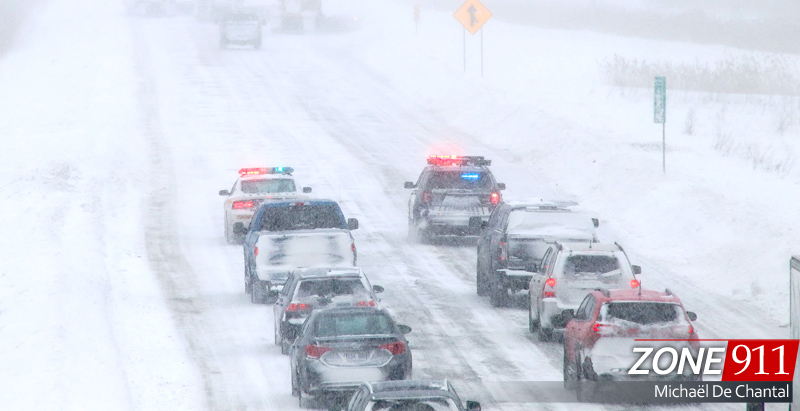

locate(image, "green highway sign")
[[654, 76, 666, 124]]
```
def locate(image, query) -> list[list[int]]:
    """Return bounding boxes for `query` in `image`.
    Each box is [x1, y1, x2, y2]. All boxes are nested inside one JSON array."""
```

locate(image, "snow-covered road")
[[1, 0, 797, 409]]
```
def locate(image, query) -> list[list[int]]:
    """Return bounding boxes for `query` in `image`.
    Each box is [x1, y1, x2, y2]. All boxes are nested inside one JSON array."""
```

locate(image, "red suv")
[[562, 288, 699, 401]]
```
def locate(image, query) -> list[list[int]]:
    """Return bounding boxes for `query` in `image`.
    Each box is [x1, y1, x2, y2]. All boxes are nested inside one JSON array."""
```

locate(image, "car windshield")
[[601, 302, 682, 325], [241, 178, 296, 194], [295, 278, 368, 298], [562, 255, 621, 279], [506, 209, 594, 232], [259, 204, 343, 231], [315, 312, 393, 337], [427, 170, 492, 190], [366, 398, 458, 411]]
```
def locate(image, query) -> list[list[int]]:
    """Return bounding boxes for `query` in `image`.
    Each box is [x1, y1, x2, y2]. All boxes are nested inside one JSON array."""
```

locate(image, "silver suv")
[[528, 242, 641, 340]]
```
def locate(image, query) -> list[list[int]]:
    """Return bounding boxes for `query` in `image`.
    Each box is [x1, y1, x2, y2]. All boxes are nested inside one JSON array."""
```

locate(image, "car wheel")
[[274, 322, 281, 346], [244, 265, 252, 294], [489, 273, 508, 307], [291, 367, 299, 397], [539, 326, 553, 342], [563, 349, 578, 390], [528, 306, 540, 333], [250, 279, 263, 304], [576, 356, 596, 402], [298, 388, 313, 409], [281, 340, 290, 355], [476, 258, 489, 297], [407, 219, 421, 243]]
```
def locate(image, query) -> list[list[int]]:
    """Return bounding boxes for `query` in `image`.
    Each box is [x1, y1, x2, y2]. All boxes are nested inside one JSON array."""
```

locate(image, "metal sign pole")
[[463, 28, 466, 73]]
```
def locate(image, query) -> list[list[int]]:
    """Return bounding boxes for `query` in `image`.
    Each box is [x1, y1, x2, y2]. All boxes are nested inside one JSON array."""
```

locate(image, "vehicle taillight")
[[232, 200, 254, 209], [286, 303, 312, 311], [630, 279, 640, 288], [490, 192, 500, 205], [254, 246, 258, 257], [498, 241, 507, 261], [421, 191, 432, 204], [305, 344, 332, 358], [543, 277, 556, 298], [379, 341, 406, 355], [593, 323, 618, 335], [351, 243, 356, 252], [355, 300, 376, 307]]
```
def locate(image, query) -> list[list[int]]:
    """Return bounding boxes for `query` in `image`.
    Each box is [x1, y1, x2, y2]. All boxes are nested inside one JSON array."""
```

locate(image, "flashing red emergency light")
[[238, 166, 294, 176], [426, 155, 491, 166]]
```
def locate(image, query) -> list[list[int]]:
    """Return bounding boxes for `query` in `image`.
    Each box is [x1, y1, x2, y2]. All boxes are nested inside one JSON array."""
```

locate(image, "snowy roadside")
[[0, 0, 204, 409], [342, 2, 800, 326]]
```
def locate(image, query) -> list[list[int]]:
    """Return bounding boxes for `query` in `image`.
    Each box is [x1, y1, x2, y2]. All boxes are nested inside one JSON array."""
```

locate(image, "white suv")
[[528, 242, 641, 340]]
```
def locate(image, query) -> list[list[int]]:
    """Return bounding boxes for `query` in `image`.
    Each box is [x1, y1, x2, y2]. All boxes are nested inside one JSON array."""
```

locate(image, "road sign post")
[[654, 76, 666, 174], [453, 0, 492, 75]]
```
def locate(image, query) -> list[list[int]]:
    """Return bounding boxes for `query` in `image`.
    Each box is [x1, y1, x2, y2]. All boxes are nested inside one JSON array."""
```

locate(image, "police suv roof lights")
[[238, 167, 294, 176], [426, 155, 492, 166]]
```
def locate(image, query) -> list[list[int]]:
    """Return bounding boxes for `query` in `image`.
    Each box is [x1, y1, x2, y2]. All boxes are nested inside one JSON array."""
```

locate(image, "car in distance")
[[290, 307, 413, 408], [219, 12, 263, 49], [345, 380, 481, 411], [528, 242, 641, 340], [219, 167, 311, 243], [274, 267, 384, 354], [475, 201, 599, 307], [562, 288, 699, 401], [404, 155, 505, 242]]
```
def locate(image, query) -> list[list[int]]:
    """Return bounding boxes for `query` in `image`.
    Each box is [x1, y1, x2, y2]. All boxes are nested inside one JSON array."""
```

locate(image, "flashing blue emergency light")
[[461, 173, 481, 180]]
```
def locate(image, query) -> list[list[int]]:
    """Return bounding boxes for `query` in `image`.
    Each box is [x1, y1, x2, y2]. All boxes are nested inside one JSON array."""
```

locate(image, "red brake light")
[[232, 200, 254, 209], [630, 279, 640, 288], [593, 323, 608, 333], [427, 155, 460, 165], [254, 246, 258, 257], [490, 192, 500, 205], [379, 341, 406, 355], [305, 344, 332, 358], [421, 191, 432, 204], [351, 243, 356, 252], [356, 300, 376, 307], [287, 303, 312, 311], [544, 291, 555, 298], [498, 241, 507, 261], [545, 278, 556, 287]]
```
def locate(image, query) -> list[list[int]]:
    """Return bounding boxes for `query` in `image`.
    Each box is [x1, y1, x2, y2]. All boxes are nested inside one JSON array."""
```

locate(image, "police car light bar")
[[427, 155, 491, 166], [238, 167, 294, 176]]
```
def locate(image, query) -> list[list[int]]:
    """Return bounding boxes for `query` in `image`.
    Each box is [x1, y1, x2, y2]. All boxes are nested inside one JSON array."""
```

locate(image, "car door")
[[489, 206, 510, 271], [529, 246, 555, 315], [409, 168, 431, 220], [478, 204, 504, 270], [566, 294, 597, 357], [274, 274, 297, 331]]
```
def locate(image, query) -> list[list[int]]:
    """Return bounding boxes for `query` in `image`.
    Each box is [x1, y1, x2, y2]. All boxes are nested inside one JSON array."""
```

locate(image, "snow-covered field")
[[0, 0, 797, 409]]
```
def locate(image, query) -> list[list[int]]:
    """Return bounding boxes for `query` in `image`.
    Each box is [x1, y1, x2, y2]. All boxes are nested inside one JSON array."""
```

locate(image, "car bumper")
[[541, 299, 578, 330], [227, 209, 255, 228], [254, 269, 290, 286], [498, 269, 533, 290], [419, 213, 489, 236], [303, 356, 410, 393]]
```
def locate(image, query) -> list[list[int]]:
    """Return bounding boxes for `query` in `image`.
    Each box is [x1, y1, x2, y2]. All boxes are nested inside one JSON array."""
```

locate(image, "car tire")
[[250, 279, 263, 304], [298, 388, 313, 409], [476, 258, 489, 297], [489, 273, 507, 307], [407, 219, 424, 244], [539, 326, 554, 342], [244, 265, 252, 294], [274, 322, 281, 346], [528, 306, 540, 333], [291, 366, 299, 397], [576, 357, 596, 402], [563, 349, 578, 390]]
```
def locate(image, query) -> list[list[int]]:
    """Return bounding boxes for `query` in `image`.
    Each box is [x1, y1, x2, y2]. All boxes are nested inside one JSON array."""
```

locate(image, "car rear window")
[[315, 313, 393, 337], [602, 302, 682, 325], [507, 209, 594, 232], [259, 204, 343, 231], [241, 178, 296, 194], [296, 278, 367, 298], [427, 170, 492, 190], [366, 398, 458, 411], [562, 255, 621, 279]]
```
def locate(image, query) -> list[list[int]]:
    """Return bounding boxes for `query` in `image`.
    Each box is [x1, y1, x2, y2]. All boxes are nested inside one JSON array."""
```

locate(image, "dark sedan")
[[345, 380, 481, 411], [290, 307, 413, 408]]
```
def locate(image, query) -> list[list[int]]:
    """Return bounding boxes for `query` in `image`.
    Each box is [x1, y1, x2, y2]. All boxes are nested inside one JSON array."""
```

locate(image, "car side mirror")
[[397, 324, 412, 334], [347, 218, 359, 230], [687, 311, 697, 321], [219, 190, 230, 196], [302, 187, 312, 193], [372, 285, 384, 293], [404, 181, 415, 189], [466, 401, 481, 411], [632, 265, 642, 275], [591, 218, 599, 228], [562, 309, 575, 322], [497, 183, 506, 190]]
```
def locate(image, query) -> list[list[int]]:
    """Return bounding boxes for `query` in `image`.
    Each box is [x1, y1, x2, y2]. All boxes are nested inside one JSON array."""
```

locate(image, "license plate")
[[343, 352, 368, 361]]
